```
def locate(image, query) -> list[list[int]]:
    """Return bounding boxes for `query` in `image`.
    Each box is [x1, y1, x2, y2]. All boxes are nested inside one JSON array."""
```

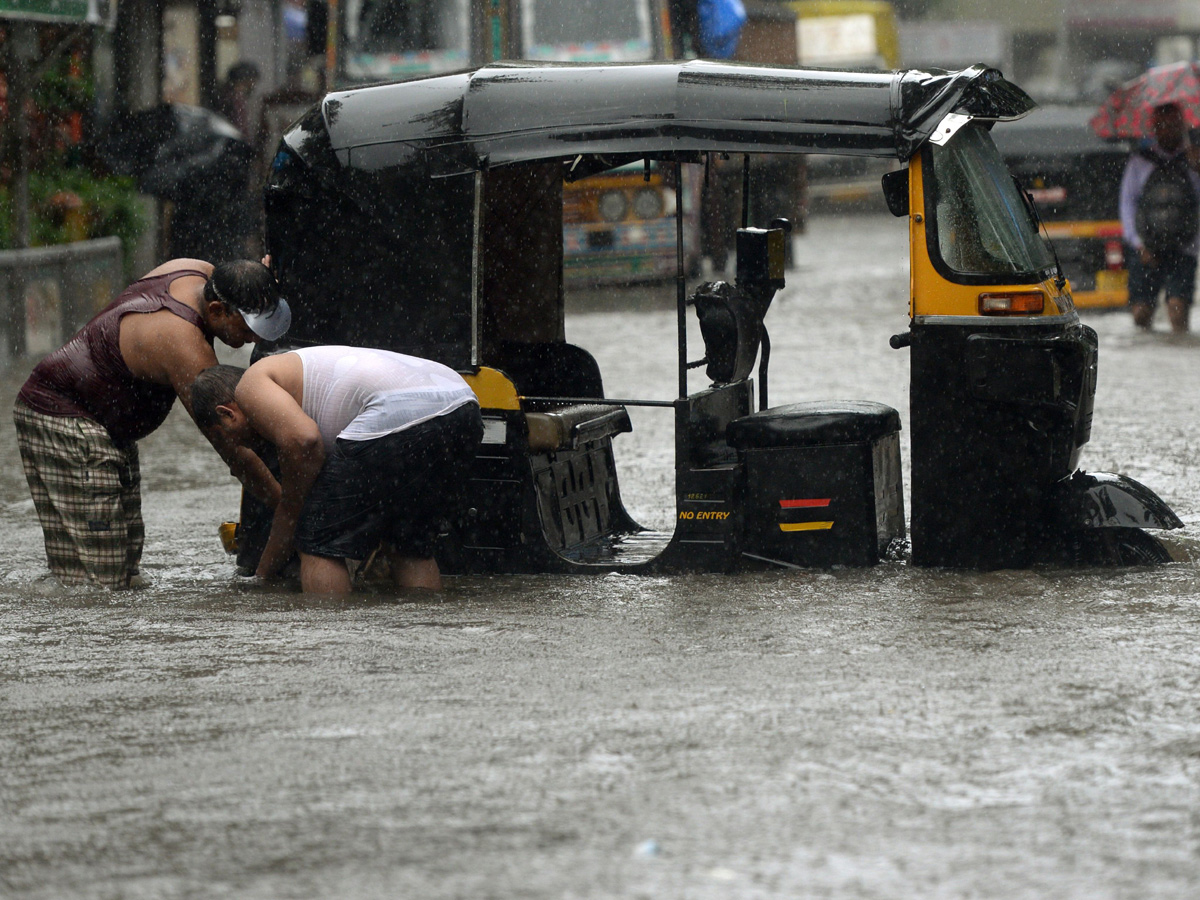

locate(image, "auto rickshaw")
[[229, 60, 1182, 574]]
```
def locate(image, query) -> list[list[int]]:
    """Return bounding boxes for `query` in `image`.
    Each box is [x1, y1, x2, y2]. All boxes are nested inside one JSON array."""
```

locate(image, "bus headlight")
[[598, 190, 628, 223], [632, 187, 663, 219]]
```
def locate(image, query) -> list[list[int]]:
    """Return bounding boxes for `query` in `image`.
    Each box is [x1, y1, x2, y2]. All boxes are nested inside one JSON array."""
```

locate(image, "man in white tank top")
[[191, 346, 482, 593]]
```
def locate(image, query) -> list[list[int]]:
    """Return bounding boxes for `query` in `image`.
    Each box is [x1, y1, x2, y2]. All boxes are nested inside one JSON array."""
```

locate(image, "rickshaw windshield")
[[926, 124, 1056, 282]]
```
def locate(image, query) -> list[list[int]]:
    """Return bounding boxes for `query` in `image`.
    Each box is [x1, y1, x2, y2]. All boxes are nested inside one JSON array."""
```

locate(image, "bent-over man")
[[13, 258, 291, 587], [191, 346, 483, 594]]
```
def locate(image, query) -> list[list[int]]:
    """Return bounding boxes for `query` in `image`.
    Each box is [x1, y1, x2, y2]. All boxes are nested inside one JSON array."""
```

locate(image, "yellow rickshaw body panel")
[[463, 366, 521, 411]]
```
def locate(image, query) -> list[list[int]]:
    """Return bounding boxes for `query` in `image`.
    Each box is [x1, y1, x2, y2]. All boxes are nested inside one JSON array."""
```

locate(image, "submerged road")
[[2, 213, 1199, 898]]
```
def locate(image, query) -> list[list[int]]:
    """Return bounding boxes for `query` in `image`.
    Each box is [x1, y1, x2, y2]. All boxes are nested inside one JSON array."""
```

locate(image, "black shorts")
[[1127, 247, 1197, 308], [294, 403, 483, 561]]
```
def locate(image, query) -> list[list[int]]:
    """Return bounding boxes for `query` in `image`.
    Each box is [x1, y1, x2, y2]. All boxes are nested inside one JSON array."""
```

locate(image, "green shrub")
[[2, 170, 146, 278]]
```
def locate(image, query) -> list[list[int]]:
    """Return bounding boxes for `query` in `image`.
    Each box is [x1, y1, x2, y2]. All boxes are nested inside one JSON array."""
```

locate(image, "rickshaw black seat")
[[525, 403, 632, 452], [726, 401, 900, 450]]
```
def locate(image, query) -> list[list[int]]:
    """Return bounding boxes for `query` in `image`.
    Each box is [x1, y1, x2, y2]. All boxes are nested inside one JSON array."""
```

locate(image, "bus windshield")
[[341, 0, 471, 82], [521, 0, 653, 61], [927, 124, 1056, 281]]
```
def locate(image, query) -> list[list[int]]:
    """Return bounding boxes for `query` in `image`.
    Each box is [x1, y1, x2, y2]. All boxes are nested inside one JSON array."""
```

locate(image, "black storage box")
[[727, 401, 905, 567]]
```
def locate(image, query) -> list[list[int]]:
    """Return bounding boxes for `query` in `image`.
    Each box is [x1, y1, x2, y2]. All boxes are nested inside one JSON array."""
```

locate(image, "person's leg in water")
[[1160, 251, 1195, 333], [387, 552, 442, 590], [1166, 295, 1190, 332], [382, 405, 483, 593], [1128, 246, 1160, 329], [299, 551, 352, 593]]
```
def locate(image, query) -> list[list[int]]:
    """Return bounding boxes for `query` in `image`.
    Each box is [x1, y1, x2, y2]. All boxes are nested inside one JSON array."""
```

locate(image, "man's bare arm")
[[236, 360, 324, 578], [128, 312, 281, 505]]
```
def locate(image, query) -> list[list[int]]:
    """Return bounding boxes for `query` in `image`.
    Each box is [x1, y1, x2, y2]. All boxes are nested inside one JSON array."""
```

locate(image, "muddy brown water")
[[2, 214, 1199, 898]]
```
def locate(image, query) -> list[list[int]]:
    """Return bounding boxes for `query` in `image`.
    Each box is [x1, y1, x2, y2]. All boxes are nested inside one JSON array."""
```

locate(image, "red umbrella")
[[1091, 61, 1200, 139]]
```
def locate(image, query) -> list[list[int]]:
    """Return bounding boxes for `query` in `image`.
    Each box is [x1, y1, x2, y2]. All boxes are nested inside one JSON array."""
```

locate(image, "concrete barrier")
[[0, 237, 124, 372]]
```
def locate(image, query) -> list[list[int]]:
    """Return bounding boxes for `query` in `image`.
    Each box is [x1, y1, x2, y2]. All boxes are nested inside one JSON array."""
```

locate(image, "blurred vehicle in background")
[[311, 0, 691, 285], [789, 0, 901, 211], [518, 0, 695, 284], [562, 158, 701, 284], [993, 105, 1130, 310]]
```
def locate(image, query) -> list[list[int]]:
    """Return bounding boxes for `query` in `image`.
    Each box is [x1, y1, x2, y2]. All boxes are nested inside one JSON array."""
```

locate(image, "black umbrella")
[[98, 104, 255, 202]]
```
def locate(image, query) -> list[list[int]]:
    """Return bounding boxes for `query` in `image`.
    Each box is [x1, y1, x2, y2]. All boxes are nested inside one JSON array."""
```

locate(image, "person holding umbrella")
[[12, 258, 291, 588], [1118, 101, 1200, 332]]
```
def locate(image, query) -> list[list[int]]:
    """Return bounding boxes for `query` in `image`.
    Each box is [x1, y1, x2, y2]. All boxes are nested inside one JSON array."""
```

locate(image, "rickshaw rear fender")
[[1052, 471, 1184, 531]]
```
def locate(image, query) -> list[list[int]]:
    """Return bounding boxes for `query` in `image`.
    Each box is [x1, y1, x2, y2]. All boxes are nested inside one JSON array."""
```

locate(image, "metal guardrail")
[[0, 237, 124, 371]]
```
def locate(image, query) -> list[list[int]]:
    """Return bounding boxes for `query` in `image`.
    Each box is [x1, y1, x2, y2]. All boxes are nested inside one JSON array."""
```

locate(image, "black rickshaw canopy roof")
[[293, 60, 1035, 175]]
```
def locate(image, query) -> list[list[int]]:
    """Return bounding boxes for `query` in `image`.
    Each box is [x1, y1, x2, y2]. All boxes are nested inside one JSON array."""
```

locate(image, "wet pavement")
[[2, 213, 1200, 898]]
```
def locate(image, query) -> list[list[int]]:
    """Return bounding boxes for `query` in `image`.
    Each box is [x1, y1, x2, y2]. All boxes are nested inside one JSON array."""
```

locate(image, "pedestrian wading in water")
[[13, 259, 291, 587], [1120, 102, 1200, 333]]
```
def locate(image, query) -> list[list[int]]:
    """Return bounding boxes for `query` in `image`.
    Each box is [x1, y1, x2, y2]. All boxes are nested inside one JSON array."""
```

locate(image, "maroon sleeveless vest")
[[18, 269, 210, 447]]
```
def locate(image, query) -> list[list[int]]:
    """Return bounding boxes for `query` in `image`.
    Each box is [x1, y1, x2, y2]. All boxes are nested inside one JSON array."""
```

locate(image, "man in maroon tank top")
[[12, 258, 292, 587]]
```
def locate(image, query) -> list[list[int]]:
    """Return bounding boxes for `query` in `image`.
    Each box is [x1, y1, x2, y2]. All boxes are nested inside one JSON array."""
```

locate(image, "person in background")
[[13, 259, 291, 588], [189, 61, 264, 260], [213, 61, 261, 143], [191, 347, 483, 594], [1119, 102, 1200, 333]]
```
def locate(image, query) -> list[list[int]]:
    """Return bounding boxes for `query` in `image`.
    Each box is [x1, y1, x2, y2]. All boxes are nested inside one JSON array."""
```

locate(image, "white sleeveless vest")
[[291, 346, 476, 453]]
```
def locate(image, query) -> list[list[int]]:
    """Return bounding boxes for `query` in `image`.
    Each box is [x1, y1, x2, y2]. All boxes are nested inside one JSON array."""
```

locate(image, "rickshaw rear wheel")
[[1062, 527, 1174, 566]]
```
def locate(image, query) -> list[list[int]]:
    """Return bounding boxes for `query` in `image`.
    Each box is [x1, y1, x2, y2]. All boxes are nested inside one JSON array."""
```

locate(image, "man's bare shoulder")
[[240, 352, 301, 398], [248, 351, 302, 385], [142, 258, 214, 279], [250, 351, 299, 372]]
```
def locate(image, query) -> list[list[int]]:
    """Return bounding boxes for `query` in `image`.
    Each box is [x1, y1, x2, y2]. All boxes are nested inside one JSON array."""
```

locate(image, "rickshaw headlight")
[[598, 190, 628, 223], [632, 187, 663, 219], [978, 291, 1046, 315]]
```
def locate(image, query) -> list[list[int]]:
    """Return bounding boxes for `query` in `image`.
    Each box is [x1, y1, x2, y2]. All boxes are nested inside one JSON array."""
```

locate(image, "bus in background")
[[311, 0, 693, 284], [260, 0, 497, 169], [323, 0, 509, 85], [324, 1, 674, 83], [518, 0, 672, 61], [517, 0, 701, 284], [787, 0, 901, 209], [333, 0, 474, 82]]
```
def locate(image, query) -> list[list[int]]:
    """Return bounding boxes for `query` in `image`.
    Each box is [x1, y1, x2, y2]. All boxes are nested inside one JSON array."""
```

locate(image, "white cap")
[[240, 298, 292, 341]]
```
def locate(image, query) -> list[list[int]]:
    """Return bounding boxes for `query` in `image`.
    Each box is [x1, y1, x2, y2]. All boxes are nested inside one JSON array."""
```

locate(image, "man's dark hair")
[[191, 364, 246, 431], [205, 260, 280, 315]]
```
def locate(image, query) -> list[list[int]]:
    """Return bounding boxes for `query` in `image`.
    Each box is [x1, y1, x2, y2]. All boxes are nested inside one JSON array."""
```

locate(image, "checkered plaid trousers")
[[13, 401, 143, 587]]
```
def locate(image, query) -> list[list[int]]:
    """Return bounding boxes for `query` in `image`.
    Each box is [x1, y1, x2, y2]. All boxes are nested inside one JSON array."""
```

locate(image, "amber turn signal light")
[[978, 291, 1045, 315]]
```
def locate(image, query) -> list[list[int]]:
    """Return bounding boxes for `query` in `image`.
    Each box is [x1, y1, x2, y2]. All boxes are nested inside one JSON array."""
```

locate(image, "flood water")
[[3, 213, 1200, 898]]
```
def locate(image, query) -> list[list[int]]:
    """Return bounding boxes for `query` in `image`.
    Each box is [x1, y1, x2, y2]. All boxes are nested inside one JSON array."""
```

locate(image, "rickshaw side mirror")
[[736, 226, 787, 292], [692, 280, 766, 386], [881, 169, 909, 217]]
